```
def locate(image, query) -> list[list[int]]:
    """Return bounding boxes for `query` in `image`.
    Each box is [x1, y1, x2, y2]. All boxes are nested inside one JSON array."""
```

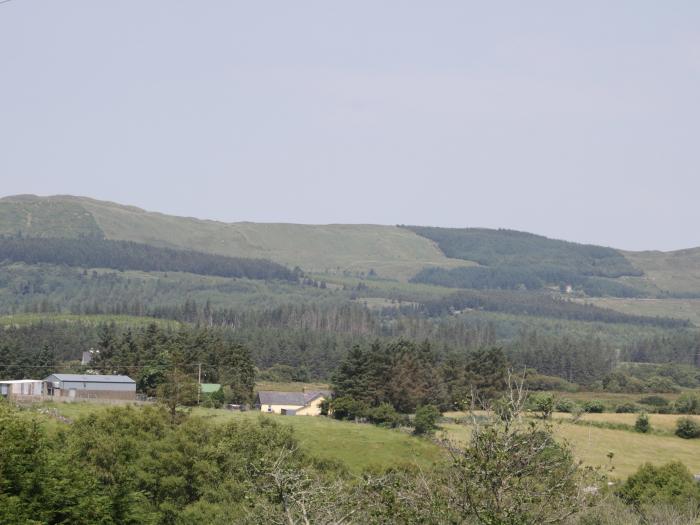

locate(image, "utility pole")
[[197, 363, 202, 405]]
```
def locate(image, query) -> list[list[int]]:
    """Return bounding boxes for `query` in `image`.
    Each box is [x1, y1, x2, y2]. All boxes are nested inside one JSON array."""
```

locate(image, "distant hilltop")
[[1, 194, 699, 295]]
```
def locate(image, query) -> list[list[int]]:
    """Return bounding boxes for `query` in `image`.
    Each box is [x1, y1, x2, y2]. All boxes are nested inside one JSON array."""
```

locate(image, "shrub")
[[582, 400, 605, 413], [638, 395, 669, 409], [675, 417, 700, 439], [615, 403, 638, 414], [413, 405, 441, 435], [527, 393, 554, 419], [634, 412, 650, 433], [616, 461, 700, 508], [330, 396, 369, 421], [366, 403, 407, 428], [673, 392, 700, 415], [555, 398, 576, 413]]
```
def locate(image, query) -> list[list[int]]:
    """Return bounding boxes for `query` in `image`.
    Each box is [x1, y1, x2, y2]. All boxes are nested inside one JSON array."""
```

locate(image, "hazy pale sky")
[[1, 2, 699, 251]]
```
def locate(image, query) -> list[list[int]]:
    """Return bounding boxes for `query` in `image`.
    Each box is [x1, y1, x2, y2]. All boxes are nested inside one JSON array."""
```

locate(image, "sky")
[[1, 2, 699, 251]]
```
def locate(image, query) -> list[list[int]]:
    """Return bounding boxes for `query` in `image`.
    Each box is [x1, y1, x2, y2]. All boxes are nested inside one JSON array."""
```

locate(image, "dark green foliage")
[[332, 340, 446, 413], [616, 462, 700, 508], [601, 370, 680, 394], [419, 289, 685, 328], [615, 403, 638, 414], [413, 405, 441, 435], [555, 398, 577, 413], [332, 341, 508, 413], [0, 236, 296, 281], [527, 392, 554, 419], [582, 400, 605, 413], [523, 372, 578, 392], [623, 332, 700, 367], [634, 412, 650, 433], [412, 265, 646, 298], [406, 226, 647, 298], [404, 226, 641, 276], [507, 331, 614, 386], [89, 323, 256, 403], [638, 395, 670, 408], [675, 417, 700, 439], [329, 395, 369, 420], [673, 392, 700, 415], [366, 403, 408, 428]]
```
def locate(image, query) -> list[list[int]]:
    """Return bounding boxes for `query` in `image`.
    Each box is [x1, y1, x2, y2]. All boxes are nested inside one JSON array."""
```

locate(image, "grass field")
[[26, 400, 700, 480], [625, 249, 700, 295], [546, 390, 682, 405], [26, 401, 444, 474], [194, 409, 444, 474], [579, 297, 700, 326], [553, 411, 686, 433], [438, 419, 700, 480]]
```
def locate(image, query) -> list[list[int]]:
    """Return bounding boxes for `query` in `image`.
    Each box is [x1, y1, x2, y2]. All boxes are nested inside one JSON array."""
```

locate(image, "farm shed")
[[44, 374, 136, 400], [254, 390, 330, 416], [0, 379, 44, 399]]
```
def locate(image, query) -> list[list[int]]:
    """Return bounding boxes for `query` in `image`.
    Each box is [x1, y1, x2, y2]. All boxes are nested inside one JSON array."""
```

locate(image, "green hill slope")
[[2, 194, 700, 297], [0, 195, 464, 281]]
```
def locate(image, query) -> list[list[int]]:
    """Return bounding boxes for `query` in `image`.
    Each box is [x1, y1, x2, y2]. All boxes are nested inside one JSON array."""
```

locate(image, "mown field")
[[24, 400, 700, 480], [580, 297, 700, 326]]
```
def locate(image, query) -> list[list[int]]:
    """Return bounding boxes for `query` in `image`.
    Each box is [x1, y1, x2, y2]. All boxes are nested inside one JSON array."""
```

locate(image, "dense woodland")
[[416, 290, 688, 328], [412, 265, 647, 297], [0, 236, 296, 281], [404, 226, 642, 276]]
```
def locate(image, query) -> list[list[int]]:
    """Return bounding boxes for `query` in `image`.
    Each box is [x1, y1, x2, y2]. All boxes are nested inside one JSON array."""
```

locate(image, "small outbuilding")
[[44, 374, 136, 400], [254, 390, 330, 416], [0, 379, 44, 399]]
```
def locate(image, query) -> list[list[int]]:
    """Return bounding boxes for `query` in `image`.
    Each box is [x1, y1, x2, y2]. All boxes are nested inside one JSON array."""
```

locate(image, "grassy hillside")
[[625, 249, 700, 295], [580, 297, 700, 327], [34, 402, 700, 480], [0, 196, 103, 238], [0, 195, 464, 280]]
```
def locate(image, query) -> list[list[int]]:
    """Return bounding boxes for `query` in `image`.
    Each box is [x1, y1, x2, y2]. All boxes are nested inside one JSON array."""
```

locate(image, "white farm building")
[[0, 379, 44, 399]]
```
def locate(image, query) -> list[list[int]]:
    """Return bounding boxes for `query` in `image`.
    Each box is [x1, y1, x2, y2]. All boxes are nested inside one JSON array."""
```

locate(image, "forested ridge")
[[404, 226, 654, 297], [0, 236, 296, 281]]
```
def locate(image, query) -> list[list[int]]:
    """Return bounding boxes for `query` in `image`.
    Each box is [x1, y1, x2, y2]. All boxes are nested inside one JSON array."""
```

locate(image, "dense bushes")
[[616, 461, 700, 508], [582, 400, 605, 413], [413, 405, 441, 435], [634, 412, 650, 433], [675, 417, 700, 439]]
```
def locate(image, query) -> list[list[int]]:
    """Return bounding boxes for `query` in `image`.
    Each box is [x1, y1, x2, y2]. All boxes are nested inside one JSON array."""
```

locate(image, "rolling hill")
[[2, 193, 700, 306], [0, 195, 466, 281]]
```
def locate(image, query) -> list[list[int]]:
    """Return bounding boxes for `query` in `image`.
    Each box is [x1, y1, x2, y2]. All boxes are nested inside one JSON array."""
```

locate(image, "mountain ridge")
[[2, 194, 699, 294]]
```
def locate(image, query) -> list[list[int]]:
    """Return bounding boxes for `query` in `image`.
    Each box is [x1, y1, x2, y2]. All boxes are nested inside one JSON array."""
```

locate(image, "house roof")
[[0, 379, 43, 384], [200, 383, 221, 393], [256, 390, 330, 407], [46, 374, 136, 384]]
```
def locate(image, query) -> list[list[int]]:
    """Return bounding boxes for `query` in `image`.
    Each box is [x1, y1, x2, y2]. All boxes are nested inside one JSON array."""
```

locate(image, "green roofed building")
[[200, 383, 221, 394]]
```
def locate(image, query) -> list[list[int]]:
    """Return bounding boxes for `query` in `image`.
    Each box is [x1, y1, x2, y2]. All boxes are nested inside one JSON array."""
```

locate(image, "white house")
[[254, 390, 330, 416], [0, 379, 44, 399]]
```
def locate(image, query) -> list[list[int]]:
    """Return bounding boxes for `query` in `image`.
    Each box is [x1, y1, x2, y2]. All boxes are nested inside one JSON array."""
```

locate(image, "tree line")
[[414, 289, 688, 328], [0, 236, 297, 281], [411, 264, 647, 297]]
